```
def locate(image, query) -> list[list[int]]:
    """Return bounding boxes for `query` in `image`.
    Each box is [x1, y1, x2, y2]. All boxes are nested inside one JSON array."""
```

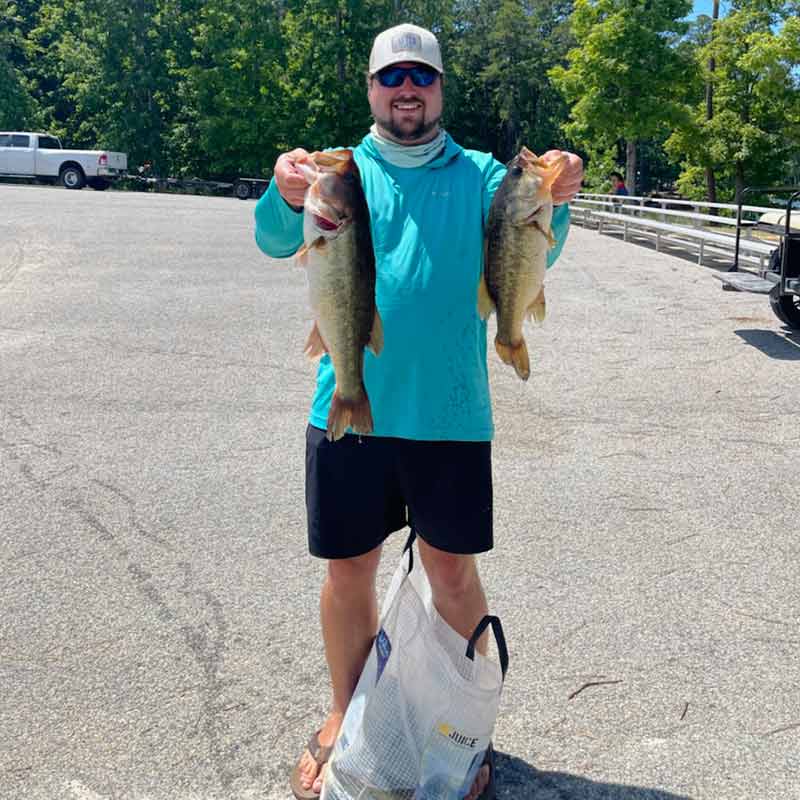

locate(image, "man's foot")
[[296, 712, 343, 795], [293, 713, 491, 800]]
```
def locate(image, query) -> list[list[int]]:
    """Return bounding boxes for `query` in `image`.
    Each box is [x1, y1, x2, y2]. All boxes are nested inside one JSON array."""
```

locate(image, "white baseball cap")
[[368, 24, 444, 75]]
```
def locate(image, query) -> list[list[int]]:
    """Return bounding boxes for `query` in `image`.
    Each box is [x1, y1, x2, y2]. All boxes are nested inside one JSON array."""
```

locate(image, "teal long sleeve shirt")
[[255, 133, 570, 441]]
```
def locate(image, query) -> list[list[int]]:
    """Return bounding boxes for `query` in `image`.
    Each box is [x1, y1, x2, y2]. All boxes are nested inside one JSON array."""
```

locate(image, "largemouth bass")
[[297, 149, 383, 441], [478, 147, 567, 380]]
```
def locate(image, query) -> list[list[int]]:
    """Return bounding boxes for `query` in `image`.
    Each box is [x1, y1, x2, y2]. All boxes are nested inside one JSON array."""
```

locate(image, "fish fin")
[[327, 386, 373, 441], [295, 161, 318, 184], [528, 288, 546, 323], [367, 310, 384, 356], [312, 149, 354, 176], [304, 322, 328, 358], [537, 153, 569, 191], [477, 274, 496, 320], [528, 219, 557, 248], [495, 336, 530, 381], [295, 236, 325, 266]]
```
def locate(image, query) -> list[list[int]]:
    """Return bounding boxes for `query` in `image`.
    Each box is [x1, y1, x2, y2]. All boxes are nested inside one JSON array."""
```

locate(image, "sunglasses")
[[375, 64, 439, 88]]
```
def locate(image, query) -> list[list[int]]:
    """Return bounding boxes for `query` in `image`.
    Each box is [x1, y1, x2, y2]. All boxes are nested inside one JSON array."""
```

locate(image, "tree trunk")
[[336, 5, 345, 83], [735, 161, 745, 203], [501, 116, 519, 163], [705, 0, 720, 205], [706, 166, 717, 206], [336, 4, 345, 123], [626, 139, 637, 196]]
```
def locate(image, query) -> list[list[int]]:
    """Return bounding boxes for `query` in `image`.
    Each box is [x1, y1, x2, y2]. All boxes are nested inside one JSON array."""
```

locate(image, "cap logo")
[[391, 32, 422, 53]]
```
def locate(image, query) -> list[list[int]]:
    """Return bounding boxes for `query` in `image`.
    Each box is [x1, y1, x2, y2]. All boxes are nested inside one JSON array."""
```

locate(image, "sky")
[[689, 0, 721, 18]]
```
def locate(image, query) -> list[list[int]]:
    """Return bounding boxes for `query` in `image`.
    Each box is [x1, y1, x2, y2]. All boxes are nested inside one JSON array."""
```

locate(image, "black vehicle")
[[718, 186, 800, 330]]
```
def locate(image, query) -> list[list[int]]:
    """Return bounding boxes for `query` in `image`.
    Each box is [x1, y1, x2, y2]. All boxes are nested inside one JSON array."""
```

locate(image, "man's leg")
[[297, 544, 382, 794], [417, 539, 491, 800]]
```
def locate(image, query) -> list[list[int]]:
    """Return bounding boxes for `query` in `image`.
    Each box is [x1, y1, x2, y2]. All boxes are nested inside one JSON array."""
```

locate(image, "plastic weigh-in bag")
[[321, 534, 509, 800]]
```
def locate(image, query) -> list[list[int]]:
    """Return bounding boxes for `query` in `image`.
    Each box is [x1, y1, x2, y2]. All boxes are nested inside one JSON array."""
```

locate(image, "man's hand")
[[543, 150, 584, 205], [274, 148, 312, 210]]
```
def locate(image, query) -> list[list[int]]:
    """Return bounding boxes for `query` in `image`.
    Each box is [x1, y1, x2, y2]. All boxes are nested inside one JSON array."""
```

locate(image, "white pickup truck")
[[0, 131, 127, 190]]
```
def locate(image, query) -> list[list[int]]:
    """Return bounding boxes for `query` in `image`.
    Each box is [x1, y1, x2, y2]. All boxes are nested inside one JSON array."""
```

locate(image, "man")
[[254, 23, 583, 800]]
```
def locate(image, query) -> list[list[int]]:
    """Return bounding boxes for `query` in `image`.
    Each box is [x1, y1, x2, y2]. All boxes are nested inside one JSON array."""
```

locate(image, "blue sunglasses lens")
[[377, 66, 438, 88]]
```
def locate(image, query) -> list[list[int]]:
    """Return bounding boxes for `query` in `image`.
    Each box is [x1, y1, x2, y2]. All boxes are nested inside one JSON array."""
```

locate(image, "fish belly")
[[492, 224, 548, 346], [305, 231, 368, 400]]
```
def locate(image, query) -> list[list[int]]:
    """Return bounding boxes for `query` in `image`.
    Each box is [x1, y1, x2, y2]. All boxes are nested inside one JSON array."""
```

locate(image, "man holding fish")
[[254, 23, 583, 800]]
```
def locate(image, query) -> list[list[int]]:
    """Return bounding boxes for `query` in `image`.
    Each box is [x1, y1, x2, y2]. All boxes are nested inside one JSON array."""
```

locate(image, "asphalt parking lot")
[[1, 185, 798, 800]]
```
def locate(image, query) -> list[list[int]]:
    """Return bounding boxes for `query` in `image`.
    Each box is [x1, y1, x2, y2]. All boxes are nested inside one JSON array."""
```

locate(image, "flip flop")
[[290, 730, 333, 800], [477, 742, 496, 800]]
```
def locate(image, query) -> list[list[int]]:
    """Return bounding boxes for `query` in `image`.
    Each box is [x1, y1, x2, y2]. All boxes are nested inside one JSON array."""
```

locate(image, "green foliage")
[[666, 2, 800, 199], [278, 0, 378, 152], [5, 0, 799, 196], [550, 0, 694, 147], [446, 0, 574, 161], [0, 0, 40, 127], [579, 144, 618, 191], [174, 0, 287, 176]]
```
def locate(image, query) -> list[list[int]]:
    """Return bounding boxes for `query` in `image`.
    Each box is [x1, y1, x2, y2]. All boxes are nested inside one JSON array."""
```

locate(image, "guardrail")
[[571, 193, 783, 270]]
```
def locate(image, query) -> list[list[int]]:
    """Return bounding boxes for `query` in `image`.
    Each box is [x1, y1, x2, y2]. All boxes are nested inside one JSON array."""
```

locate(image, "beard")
[[372, 110, 442, 143]]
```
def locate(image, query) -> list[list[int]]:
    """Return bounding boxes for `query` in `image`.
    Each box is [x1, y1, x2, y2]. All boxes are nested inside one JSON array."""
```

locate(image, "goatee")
[[373, 113, 442, 143]]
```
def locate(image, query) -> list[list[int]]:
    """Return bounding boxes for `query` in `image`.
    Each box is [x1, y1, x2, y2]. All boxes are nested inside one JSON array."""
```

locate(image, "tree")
[[173, 0, 288, 177], [666, 0, 800, 201], [550, 0, 693, 194], [27, 0, 177, 169], [704, 0, 720, 201], [0, 0, 40, 128], [445, 0, 574, 161]]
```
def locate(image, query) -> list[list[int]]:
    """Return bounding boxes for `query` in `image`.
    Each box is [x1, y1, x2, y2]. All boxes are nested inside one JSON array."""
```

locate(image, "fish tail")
[[495, 336, 530, 381], [327, 386, 374, 441]]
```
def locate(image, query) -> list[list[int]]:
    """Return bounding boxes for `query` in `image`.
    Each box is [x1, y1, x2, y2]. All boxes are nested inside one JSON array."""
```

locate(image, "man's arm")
[[254, 179, 304, 258], [546, 204, 570, 269], [253, 148, 311, 259]]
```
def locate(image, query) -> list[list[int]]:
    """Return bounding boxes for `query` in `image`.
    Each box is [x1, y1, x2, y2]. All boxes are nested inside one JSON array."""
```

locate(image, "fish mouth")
[[313, 213, 341, 231], [306, 200, 347, 233]]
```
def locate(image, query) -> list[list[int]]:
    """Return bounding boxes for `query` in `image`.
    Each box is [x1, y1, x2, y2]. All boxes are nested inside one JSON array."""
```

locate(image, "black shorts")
[[305, 425, 493, 559]]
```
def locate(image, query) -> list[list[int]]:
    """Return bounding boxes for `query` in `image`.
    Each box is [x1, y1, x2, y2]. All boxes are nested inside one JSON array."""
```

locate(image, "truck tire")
[[769, 284, 800, 330], [88, 178, 111, 191], [234, 180, 251, 200], [60, 164, 86, 190]]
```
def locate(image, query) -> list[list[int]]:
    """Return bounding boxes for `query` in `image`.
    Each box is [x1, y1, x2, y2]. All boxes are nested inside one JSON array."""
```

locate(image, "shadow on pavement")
[[734, 328, 800, 360], [496, 751, 691, 799]]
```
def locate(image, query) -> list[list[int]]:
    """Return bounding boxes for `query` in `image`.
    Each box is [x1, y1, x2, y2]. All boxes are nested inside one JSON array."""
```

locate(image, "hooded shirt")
[[254, 132, 570, 441]]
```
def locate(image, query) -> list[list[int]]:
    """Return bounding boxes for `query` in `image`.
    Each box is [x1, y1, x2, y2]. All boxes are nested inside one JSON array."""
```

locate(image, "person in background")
[[610, 171, 629, 196]]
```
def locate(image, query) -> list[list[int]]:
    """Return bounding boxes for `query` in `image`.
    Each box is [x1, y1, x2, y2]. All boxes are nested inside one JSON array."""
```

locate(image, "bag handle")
[[465, 615, 509, 680], [405, 532, 508, 679]]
